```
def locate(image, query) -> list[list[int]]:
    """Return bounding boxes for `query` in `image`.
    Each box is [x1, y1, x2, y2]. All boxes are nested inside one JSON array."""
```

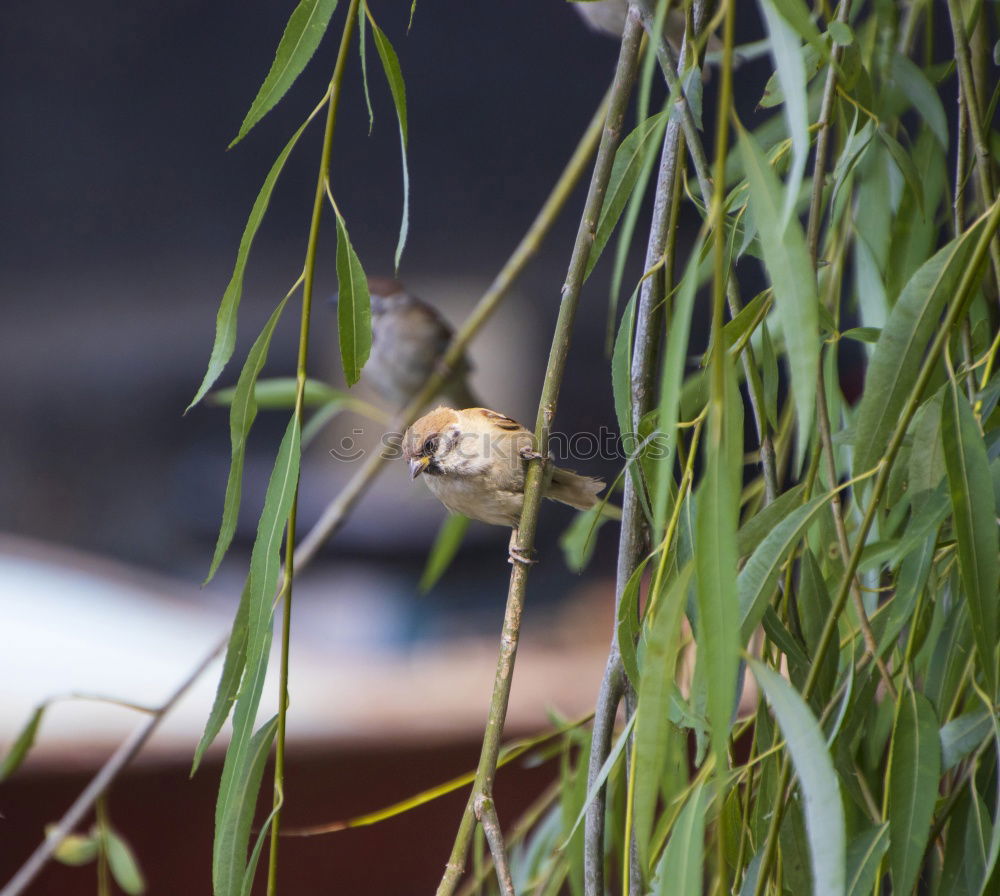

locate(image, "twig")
[[474, 796, 515, 896], [584, 44, 688, 896], [435, 10, 645, 894], [267, 2, 362, 890], [945, 0, 1000, 292], [0, 645, 223, 896], [752, 196, 1000, 896], [635, 0, 778, 503]]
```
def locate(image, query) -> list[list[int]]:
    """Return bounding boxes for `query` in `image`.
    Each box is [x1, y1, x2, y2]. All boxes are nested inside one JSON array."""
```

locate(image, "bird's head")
[[403, 406, 462, 479]]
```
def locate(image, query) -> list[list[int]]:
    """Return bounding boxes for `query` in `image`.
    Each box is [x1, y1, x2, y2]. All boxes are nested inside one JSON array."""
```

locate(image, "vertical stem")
[[708, 0, 735, 886], [436, 10, 645, 894], [267, 2, 362, 892], [584, 4, 698, 890], [946, 0, 1000, 291]]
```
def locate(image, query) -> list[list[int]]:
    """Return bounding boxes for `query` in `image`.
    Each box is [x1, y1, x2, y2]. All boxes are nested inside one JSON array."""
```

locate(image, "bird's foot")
[[508, 544, 538, 566]]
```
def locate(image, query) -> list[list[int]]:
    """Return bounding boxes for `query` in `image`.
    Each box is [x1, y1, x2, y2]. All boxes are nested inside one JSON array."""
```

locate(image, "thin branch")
[[635, 0, 779, 503], [436, 10, 646, 893], [267, 2, 362, 890], [584, 46, 689, 896], [474, 796, 515, 896], [946, 0, 1000, 292], [0, 646, 223, 896]]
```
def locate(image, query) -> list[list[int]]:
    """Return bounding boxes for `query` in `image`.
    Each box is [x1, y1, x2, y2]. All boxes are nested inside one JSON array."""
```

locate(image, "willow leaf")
[[333, 210, 372, 384]]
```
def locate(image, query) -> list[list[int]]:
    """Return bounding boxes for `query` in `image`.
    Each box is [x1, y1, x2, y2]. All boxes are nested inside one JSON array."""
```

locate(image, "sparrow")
[[361, 277, 480, 411], [403, 406, 606, 563], [573, 0, 722, 56]]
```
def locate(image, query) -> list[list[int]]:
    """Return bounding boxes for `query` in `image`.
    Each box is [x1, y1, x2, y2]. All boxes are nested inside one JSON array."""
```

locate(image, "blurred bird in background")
[[573, 0, 722, 55], [347, 277, 481, 412], [403, 406, 606, 562]]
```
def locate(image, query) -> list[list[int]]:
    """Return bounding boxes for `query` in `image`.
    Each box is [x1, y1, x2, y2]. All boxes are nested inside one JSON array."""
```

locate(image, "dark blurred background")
[[0, 2, 781, 892]]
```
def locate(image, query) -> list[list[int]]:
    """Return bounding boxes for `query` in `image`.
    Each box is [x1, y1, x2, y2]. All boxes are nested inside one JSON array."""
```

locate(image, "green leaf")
[[853, 216, 989, 477], [51, 831, 99, 866], [241, 801, 281, 896], [333, 209, 372, 385], [887, 688, 941, 895], [696, 359, 742, 764], [877, 127, 923, 214], [845, 824, 889, 896], [737, 121, 818, 470], [652, 780, 707, 896], [738, 493, 831, 642], [357, 4, 374, 134], [757, 0, 811, 225], [419, 514, 470, 591], [942, 382, 999, 693], [736, 483, 806, 555], [214, 417, 300, 896], [192, 579, 251, 776], [940, 709, 992, 773], [205, 296, 293, 583], [652, 236, 705, 536], [560, 505, 608, 574], [585, 110, 669, 279], [611, 290, 639, 452], [828, 21, 853, 46], [751, 660, 846, 896], [840, 326, 881, 344], [0, 703, 46, 781], [103, 828, 146, 895], [889, 52, 948, 149], [187, 120, 311, 411], [213, 716, 279, 896], [369, 16, 409, 270], [634, 564, 693, 869], [616, 555, 651, 688], [211, 377, 347, 410], [231, 0, 339, 146]]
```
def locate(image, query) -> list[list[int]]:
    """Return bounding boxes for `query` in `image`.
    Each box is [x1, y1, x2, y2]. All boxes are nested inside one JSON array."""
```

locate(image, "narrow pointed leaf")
[[586, 110, 669, 279], [560, 504, 609, 574], [103, 828, 146, 895], [852, 215, 988, 477], [213, 716, 279, 896], [231, 0, 339, 145], [206, 295, 293, 583], [652, 780, 707, 896], [696, 359, 742, 764], [419, 514, 470, 592], [333, 210, 372, 384], [188, 121, 310, 410], [369, 17, 409, 270], [0, 703, 47, 781], [192, 579, 251, 776], [211, 377, 348, 410], [942, 382, 999, 693], [738, 493, 831, 642], [737, 122, 818, 469], [887, 688, 941, 895], [751, 660, 846, 896], [845, 824, 889, 896], [633, 563, 693, 868]]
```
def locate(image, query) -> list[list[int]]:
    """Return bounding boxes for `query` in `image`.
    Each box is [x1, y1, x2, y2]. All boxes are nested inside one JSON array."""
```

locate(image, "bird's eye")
[[423, 436, 439, 456]]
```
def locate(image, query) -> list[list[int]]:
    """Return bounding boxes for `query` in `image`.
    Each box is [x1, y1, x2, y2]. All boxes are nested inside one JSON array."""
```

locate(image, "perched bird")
[[361, 277, 480, 411], [403, 406, 606, 563]]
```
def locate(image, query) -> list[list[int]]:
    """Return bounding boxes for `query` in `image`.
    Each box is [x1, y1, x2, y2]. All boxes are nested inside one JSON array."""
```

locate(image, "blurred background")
[[0, 1, 775, 891]]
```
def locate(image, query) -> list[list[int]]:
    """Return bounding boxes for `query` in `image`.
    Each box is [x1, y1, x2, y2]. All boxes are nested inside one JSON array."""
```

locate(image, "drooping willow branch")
[[436, 10, 646, 894], [1, 71, 612, 896], [267, 1, 362, 889]]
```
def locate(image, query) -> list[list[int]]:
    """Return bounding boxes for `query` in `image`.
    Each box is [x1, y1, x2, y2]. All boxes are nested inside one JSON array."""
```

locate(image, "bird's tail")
[[546, 467, 606, 511]]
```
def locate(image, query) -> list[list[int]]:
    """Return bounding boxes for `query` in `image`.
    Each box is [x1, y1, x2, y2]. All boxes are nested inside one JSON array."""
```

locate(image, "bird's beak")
[[409, 456, 430, 479]]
